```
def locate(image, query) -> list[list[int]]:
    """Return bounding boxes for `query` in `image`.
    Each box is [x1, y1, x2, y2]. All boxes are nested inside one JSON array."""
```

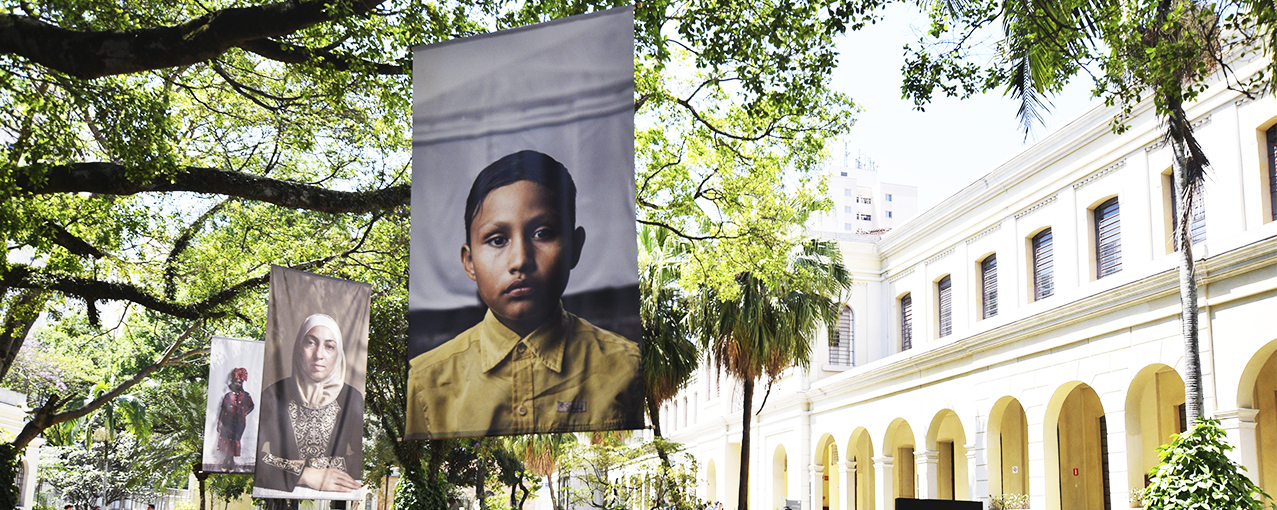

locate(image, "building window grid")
[[1033, 228, 1055, 300], [900, 293, 913, 350], [1169, 180, 1207, 246], [1268, 125, 1277, 222], [937, 276, 953, 338], [831, 306, 853, 365], [981, 255, 998, 319], [1095, 197, 1123, 279]]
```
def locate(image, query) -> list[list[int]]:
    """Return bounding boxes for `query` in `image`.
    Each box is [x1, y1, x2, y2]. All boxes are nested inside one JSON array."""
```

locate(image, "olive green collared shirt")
[[405, 306, 643, 439]]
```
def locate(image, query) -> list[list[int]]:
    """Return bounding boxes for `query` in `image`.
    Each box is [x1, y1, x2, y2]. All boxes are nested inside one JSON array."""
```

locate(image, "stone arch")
[[817, 433, 842, 510], [884, 418, 917, 501], [706, 458, 717, 502], [1044, 381, 1109, 510], [774, 444, 789, 505], [1124, 364, 1185, 496], [925, 409, 969, 500], [1238, 340, 1277, 495], [987, 396, 1029, 502], [846, 427, 875, 510]]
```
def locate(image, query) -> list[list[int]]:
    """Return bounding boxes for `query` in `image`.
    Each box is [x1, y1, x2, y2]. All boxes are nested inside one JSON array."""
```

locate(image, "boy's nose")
[[508, 237, 537, 273]]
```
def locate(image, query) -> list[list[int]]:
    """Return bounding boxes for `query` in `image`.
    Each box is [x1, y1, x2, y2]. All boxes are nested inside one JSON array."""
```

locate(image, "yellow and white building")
[[657, 53, 1277, 510]]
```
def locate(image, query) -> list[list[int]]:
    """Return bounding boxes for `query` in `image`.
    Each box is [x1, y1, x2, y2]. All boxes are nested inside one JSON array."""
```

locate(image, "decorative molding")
[[1073, 159, 1126, 189], [1014, 194, 1058, 219], [1191, 114, 1212, 129], [1144, 139, 1167, 152], [852, 281, 870, 287], [925, 247, 955, 265], [965, 223, 1002, 244], [1234, 89, 1263, 107], [886, 267, 915, 283]]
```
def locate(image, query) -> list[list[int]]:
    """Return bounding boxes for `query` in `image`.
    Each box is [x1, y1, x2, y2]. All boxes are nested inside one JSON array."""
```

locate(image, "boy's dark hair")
[[464, 150, 577, 243]]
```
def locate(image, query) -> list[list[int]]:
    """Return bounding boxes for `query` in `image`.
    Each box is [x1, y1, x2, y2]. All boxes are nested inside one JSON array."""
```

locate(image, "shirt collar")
[[478, 304, 569, 373]]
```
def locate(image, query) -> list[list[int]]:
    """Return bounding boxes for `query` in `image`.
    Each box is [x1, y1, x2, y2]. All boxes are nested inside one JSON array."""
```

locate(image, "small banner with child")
[[406, 7, 643, 440]]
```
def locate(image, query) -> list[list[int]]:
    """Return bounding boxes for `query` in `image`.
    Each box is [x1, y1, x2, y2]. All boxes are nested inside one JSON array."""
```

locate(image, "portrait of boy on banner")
[[253, 266, 370, 501], [406, 8, 643, 440]]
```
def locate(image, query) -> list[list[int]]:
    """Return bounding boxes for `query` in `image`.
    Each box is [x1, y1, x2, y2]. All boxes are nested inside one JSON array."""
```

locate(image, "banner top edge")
[[409, 5, 634, 52]]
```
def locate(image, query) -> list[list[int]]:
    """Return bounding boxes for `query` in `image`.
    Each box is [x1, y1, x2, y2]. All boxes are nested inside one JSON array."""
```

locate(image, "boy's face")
[[462, 180, 585, 336]]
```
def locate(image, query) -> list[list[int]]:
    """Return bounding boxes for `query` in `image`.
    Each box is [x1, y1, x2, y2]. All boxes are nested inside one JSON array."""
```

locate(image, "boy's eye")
[[485, 235, 508, 247], [533, 227, 557, 240]]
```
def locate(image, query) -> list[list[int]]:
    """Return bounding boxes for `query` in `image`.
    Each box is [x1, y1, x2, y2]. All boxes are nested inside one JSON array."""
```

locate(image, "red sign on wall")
[[1073, 468, 1080, 477], [824, 475, 829, 481]]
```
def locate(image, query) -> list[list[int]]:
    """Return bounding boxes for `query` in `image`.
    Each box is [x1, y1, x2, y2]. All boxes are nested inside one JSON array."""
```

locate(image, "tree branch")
[[0, 0, 386, 79], [1, 249, 345, 320], [11, 320, 204, 450], [238, 38, 408, 75], [14, 163, 409, 214]]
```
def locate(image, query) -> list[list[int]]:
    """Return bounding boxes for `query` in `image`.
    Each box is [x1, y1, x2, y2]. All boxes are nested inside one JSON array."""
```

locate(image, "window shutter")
[[938, 276, 953, 338], [1169, 182, 1206, 246], [1269, 126, 1277, 222], [900, 294, 913, 350], [1033, 229, 1054, 300], [982, 256, 998, 319], [1095, 197, 1122, 278], [830, 306, 853, 365]]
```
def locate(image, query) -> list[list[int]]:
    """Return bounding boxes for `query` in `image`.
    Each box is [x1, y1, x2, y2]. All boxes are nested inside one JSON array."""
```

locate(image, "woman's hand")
[[298, 467, 361, 492]]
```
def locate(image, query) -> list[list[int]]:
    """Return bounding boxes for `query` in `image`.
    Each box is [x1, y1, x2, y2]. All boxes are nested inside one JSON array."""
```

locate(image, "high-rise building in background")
[[809, 147, 919, 235]]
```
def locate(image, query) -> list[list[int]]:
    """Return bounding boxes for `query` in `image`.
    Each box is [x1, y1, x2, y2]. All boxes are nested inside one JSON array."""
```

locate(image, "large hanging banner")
[[406, 7, 643, 440], [253, 266, 370, 501], [202, 336, 264, 474]]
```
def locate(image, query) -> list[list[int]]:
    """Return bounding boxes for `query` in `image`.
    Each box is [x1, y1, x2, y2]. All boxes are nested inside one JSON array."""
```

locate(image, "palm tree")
[[506, 433, 577, 510], [639, 225, 700, 508], [638, 226, 699, 438], [692, 239, 850, 510]]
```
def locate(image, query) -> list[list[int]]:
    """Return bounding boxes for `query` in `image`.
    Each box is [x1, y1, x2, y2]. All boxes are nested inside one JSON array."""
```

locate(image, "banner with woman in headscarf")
[[253, 266, 371, 501]]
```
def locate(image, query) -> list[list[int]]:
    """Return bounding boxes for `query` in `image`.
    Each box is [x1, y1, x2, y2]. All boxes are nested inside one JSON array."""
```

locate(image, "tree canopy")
[[0, 0, 872, 506]]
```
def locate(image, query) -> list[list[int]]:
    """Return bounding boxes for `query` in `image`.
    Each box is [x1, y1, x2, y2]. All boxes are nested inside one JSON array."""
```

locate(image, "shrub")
[[1144, 418, 1273, 510]]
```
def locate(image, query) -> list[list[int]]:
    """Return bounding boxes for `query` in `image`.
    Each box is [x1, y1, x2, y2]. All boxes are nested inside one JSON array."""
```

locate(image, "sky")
[[829, 3, 1099, 213]]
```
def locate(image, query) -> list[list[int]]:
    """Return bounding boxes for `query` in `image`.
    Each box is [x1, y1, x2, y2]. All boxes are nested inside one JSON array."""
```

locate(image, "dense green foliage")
[[0, 0, 875, 505], [1144, 418, 1273, 510]]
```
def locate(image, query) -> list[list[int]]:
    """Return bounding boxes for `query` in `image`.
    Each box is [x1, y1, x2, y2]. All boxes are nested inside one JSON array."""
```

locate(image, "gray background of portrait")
[[202, 336, 265, 472], [408, 8, 638, 315], [261, 266, 371, 394]]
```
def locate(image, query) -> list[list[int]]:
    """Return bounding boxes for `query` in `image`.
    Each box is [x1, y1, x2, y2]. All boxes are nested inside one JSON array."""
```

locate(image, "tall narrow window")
[[1095, 197, 1123, 278], [981, 255, 998, 319], [900, 293, 913, 351], [831, 306, 853, 365], [1169, 181, 1206, 246], [1033, 229, 1055, 300], [1268, 125, 1277, 221], [938, 276, 953, 338]]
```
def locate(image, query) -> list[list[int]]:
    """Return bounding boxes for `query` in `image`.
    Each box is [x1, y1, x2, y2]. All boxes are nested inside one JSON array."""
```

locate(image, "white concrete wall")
[[665, 53, 1277, 510]]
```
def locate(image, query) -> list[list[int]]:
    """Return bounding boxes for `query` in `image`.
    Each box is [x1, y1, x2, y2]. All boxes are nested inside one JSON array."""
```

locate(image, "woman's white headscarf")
[[291, 313, 347, 408]]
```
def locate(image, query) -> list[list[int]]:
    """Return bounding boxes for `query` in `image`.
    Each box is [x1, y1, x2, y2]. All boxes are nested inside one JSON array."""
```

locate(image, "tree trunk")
[[737, 378, 754, 510], [1168, 111, 1205, 425], [647, 396, 682, 507], [477, 458, 487, 510], [545, 475, 557, 510]]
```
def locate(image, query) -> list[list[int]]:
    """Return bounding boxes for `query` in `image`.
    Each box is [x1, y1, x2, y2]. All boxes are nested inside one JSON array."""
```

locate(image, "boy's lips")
[[504, 280, 536, 297]]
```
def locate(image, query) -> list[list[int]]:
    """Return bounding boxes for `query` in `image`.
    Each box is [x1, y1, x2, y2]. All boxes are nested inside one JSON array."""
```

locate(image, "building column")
[[811, 463, 823, 510], [965, 443, 980, 503], [839, 460, 857, 510], [874, 455, 895, 510], [1218, 408, 1261, 481], [915, 449, 939, 499]]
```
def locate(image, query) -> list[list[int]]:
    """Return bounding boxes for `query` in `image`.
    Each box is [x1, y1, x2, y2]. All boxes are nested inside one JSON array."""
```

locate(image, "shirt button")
[[516, 344, 527, 354], [517, 404, 528, 416]]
